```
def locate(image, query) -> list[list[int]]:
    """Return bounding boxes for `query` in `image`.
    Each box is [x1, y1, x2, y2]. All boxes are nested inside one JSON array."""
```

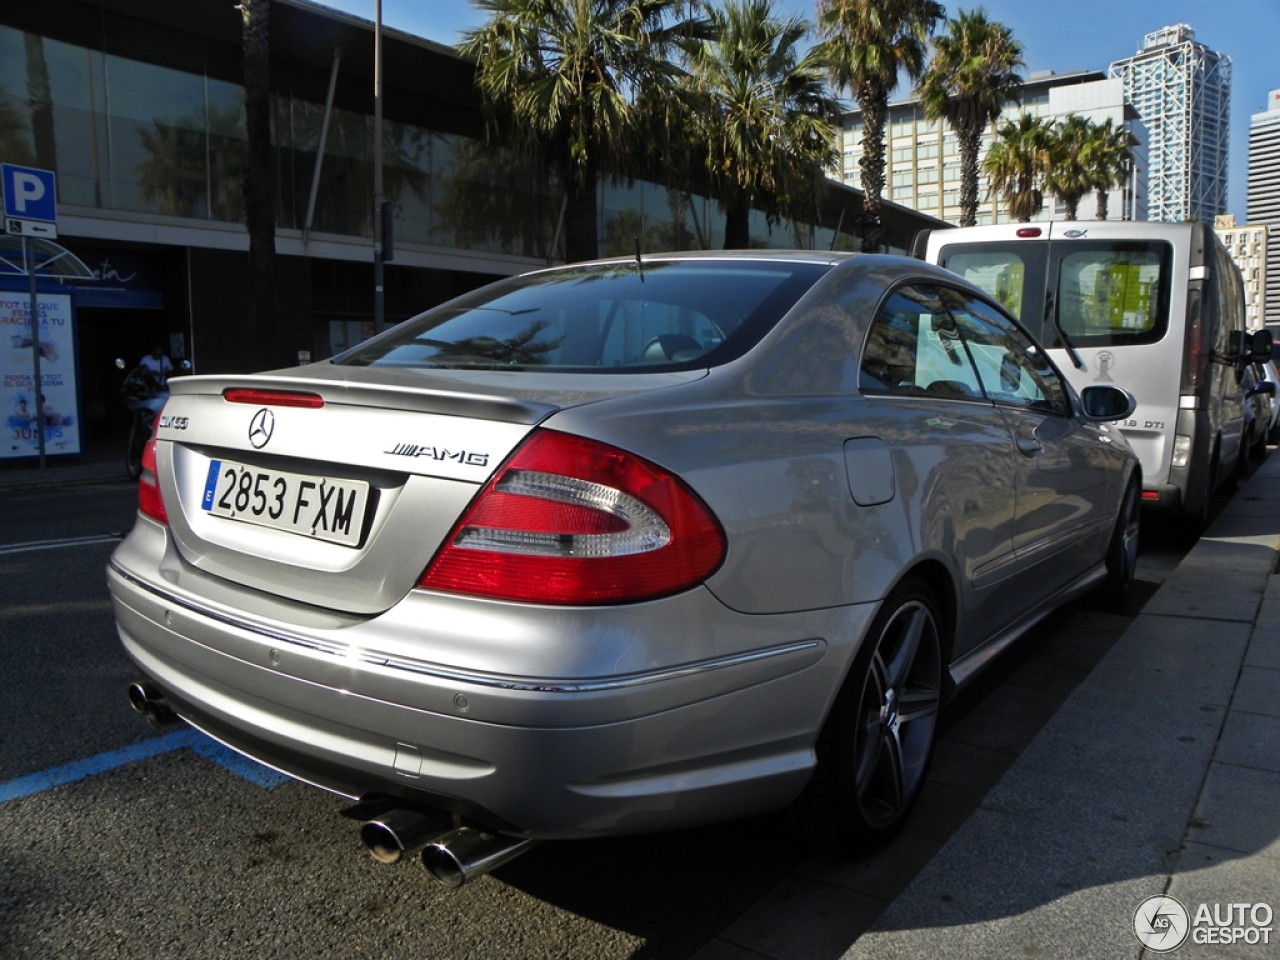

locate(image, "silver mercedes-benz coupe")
[[108, 252, 1140, 885]]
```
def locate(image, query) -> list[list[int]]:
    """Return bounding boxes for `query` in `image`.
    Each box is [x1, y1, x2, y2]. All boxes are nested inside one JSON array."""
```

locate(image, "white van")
[[913, 220, 1273, 531]]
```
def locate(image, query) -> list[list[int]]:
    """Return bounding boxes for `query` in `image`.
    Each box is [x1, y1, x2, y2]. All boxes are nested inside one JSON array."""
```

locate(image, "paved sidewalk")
[[840, 457, 1280, 959], [0, 436, 128, 492]]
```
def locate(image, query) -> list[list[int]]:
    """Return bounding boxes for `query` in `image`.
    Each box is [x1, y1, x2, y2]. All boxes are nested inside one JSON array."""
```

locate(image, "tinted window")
[[942, 290, 1068, 416], [337, 260, 829, 371], [860, 286, 985, 399]]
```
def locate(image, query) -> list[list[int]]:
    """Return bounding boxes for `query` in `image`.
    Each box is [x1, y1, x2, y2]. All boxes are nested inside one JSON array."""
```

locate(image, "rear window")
[[939, 238, 1172, 348], [336, 260, 830, 372], [1055, 242, 1170, 346]]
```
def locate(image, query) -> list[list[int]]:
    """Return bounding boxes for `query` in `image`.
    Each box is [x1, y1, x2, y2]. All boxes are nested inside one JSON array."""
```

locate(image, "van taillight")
[[418, 430, 726, 605], [1181, 289, 1204, 392]]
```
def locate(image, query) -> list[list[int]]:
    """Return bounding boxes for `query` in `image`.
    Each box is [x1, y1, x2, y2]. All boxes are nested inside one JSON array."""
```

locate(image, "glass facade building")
[[0, 0, 941, 438]]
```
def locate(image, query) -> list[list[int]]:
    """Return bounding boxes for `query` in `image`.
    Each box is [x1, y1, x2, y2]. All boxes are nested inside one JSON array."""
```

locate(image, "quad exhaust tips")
[[357, 806, 535, 887], [359, 808, 452, 865], [421, 827, 535, 888], [127, 681, 178, 730]]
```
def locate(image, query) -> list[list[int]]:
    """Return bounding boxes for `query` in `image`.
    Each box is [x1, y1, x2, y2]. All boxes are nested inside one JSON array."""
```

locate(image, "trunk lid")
[[153, 367, 704, 614]]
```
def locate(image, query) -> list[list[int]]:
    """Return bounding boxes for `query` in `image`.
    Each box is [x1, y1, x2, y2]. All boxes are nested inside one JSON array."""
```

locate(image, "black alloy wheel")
[[789, 577, 943, 851]]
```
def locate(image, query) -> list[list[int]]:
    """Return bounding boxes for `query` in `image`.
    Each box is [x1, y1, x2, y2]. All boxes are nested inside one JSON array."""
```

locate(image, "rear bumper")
[[1140, 482, 1182, 512], [107, 527, 871, 839]]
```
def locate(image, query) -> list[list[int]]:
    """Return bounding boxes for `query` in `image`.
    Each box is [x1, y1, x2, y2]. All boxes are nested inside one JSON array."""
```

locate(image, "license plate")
[[201, 459, 369, 547]]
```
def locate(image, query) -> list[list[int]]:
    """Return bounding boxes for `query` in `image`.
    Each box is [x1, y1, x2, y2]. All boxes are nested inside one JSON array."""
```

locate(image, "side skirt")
[[947, 562, 1107, 691]]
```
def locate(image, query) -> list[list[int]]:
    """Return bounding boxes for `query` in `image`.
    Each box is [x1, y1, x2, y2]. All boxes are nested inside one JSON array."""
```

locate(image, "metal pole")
[[25, 237, 47, 469], [302, 46, 341, 249], [372, 0, 385, 334]]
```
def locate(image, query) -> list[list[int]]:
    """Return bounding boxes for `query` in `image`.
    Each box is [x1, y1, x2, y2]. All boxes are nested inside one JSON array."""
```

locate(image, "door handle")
[[1016, 438, 1043, 457]]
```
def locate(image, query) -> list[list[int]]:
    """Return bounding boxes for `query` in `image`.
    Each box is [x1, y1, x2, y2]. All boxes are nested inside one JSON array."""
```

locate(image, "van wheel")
[[1103, 481, 1140, 599], [788, 577, 942, 852]]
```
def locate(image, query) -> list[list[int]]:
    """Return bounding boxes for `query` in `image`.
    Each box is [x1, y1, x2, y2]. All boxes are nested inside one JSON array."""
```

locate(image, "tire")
[[125, 413, 147, 480], [1176, 450, 1216, 543], [789, 577, 943, 852], [1102, 480, 1140, 600]]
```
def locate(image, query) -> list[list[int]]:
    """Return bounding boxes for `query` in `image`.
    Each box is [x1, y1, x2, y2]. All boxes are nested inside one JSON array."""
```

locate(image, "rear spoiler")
[[169, 373, 556, 425]]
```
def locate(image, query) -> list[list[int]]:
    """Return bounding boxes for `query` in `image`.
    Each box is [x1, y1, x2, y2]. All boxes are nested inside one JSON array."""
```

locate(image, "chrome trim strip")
[[109, 559, 824, 694]]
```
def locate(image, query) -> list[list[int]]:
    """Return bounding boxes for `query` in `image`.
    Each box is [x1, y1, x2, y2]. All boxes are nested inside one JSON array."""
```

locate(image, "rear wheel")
[[1102, 480, 1140, 600], [789, 577, 943, 851]]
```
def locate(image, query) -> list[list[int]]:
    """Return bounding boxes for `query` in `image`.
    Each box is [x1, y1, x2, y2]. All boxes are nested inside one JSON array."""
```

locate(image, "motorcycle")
[[117, 358, 183, 479]]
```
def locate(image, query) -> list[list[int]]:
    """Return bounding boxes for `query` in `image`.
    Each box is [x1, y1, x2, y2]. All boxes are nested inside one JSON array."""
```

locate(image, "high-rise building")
[[1109, 24, 1231, 223], [1214, 215, 1268, 331], [1247, 89, 1280, 329], [835, 71, 1147, 226]]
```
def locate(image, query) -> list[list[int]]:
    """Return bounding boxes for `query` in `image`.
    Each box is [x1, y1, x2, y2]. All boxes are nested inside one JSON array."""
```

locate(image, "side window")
[[942, 290, 1069, 416], [860, 285, 985, 399]]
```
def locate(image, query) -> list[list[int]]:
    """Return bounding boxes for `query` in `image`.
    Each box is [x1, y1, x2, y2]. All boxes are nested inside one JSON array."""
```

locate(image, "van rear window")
[[939, 239, 1171, 348], [1056, 244, 1169, 346]]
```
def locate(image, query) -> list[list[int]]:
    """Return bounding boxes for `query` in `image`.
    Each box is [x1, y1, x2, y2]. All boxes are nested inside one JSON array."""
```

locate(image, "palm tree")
[[1043, 114, 1095, 221], [1086, 118, 1133, 220], [918, 9, 1024, 227], [984, 112, 1051, 222], [241, 0, 275, 368], [460, 0, 699, 264], [686, 0, 839, 249], [817, 0, 943, 251]]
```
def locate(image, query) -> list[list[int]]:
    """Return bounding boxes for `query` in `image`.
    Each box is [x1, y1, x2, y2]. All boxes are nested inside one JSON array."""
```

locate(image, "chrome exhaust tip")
[[421, 827, 535, 888], [359, 808, 452, 865], [127, 681, 177, 730]]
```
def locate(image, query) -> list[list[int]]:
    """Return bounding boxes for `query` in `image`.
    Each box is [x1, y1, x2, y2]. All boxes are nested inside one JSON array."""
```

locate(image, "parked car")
[[1258, 359, 1280, 446], [108, 253, 1140, 886], [1244, 361, 1278, 458], [914, 221, 1273, 534]]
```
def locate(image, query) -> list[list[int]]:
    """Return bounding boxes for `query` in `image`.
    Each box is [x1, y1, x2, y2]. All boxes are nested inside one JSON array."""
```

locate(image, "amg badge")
[[385, 443, 489, 467]]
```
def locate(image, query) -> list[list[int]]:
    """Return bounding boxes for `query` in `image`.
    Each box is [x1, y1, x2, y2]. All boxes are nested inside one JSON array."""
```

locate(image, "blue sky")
[[316, 0, 1280, 220]]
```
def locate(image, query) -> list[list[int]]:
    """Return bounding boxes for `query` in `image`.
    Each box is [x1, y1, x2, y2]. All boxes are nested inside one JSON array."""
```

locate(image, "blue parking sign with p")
[[2, 164, 57, 224]]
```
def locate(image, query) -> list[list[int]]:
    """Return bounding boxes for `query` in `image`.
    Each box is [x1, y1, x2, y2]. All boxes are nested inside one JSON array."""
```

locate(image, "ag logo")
[[1133, 895, 1190, 952], [248, 408, 275, 449]]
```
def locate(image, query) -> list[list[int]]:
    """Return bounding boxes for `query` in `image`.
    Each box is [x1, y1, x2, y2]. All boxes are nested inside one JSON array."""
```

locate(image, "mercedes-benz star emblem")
[[248, 408, 275, 449]]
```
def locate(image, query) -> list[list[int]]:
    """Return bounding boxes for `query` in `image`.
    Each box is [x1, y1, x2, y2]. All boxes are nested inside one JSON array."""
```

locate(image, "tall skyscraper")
[[1248, 90, 1280, 328], [1109, 24, 1231, 223]]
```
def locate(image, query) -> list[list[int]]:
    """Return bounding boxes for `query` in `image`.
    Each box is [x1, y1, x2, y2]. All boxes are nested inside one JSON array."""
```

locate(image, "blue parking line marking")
[[0, 727, 290, 803], [189, 737, 293, 788]]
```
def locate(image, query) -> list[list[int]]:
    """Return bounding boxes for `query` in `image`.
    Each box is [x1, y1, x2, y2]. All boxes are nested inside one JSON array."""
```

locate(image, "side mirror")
[[1230, 330, 1250, 362], [1080, 384, 1137, 422], [1251, 329, 1274, 362], [1251, 379, 1276, 398]]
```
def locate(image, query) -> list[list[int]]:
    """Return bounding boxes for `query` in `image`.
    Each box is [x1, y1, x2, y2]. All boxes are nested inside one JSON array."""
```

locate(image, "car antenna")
[[635, 237, 644, 283]]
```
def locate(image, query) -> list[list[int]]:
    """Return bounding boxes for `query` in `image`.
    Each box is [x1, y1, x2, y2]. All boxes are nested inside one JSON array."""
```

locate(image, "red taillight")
[[222, 388, 324, 408], [419, 430, 726, 605], [1016, 227, 1042, 238], [1141, 490, 1160, 501], [138, 417, 167, 525]]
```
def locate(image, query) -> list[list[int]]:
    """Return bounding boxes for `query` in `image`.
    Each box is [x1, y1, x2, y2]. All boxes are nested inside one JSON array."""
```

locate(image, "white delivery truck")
[[914, 220, 1273, 533]]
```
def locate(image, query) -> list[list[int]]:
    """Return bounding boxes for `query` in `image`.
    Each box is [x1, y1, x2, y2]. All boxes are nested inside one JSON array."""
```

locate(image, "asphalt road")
[[0, 481, 1195, 960]]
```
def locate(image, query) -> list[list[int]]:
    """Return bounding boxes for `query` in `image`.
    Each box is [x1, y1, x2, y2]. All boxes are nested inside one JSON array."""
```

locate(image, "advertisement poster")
[[1, 291, 80, 459]]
